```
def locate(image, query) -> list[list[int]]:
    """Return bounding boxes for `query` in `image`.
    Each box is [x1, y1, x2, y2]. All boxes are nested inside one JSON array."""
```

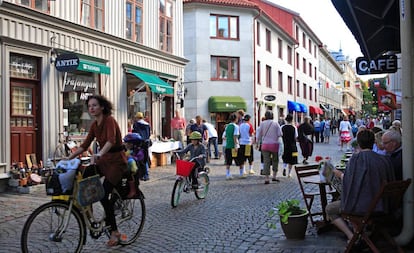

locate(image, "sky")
[[269, 0, 362, 61], [269, 0, 386, 80]]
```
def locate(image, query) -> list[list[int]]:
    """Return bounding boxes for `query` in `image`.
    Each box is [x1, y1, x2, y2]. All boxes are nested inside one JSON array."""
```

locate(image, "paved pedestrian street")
[[0, 138, 406, 252]]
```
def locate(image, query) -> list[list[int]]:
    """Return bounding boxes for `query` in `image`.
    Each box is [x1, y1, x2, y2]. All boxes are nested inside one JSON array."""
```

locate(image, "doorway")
[[10, 81, 41, 165]]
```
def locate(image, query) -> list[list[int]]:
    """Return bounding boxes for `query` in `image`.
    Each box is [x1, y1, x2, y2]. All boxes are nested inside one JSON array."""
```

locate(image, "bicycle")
[[171, 153, 210, 208], [20, 158, 146, 253], [53, 132, 77, 165]]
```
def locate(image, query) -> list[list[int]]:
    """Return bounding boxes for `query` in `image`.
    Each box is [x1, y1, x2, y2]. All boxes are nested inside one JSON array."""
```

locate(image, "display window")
[[62, 72, 99, 141]]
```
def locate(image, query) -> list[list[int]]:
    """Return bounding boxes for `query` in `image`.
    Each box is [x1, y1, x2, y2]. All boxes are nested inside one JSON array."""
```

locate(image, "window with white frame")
[[210, 15, 239, 40], [81, 0, 104, 31], [126, 0, 143, 43], [211, 56, 239, 81], [159, 0, 173, 52], [20, 0, 49, 12]]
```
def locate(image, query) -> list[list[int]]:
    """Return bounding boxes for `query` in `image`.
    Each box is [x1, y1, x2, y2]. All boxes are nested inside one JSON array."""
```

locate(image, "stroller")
[[123, 133, 150, 182]]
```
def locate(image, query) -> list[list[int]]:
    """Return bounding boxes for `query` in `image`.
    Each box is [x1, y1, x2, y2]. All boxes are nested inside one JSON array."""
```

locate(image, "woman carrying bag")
[[256, 110, 282, 184]]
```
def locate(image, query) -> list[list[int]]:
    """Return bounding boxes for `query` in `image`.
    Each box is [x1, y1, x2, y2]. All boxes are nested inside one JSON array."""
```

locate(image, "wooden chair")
[[342, 179, 412, 253], [294, 163, 337, 225]]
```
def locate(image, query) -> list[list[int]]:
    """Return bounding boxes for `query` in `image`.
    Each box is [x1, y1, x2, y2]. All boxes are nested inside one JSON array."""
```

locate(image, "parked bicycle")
[[20, 158, 146, 253], [171, 153, 210, 208]]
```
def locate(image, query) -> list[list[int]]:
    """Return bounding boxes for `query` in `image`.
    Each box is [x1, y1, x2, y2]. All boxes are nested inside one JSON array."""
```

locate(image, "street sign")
[[356, 55, 398, 75]]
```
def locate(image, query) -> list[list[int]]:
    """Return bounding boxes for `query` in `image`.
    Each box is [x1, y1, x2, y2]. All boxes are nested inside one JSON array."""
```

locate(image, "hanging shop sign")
[[264, 95, 276, 101], [55, 53, 80, 72], [356, 55, 398, 75]]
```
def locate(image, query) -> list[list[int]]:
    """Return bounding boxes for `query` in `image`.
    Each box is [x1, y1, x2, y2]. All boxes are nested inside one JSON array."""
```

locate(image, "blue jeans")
[[208, 137, 219, 158]]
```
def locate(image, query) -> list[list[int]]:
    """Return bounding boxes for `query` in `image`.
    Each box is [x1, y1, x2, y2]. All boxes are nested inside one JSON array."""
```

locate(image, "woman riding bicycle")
[[67, 95, 127, 247], [175, 131, 206, 188]]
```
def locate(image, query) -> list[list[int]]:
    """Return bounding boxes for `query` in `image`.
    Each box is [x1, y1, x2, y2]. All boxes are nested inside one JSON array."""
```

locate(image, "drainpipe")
[[395, 0, 414, 245], [253, 9, 262, 129], [293, 44, 299, 124]]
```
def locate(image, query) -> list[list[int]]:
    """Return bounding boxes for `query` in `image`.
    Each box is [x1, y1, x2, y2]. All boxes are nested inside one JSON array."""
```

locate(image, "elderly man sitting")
[[325, 129, 395, 242]]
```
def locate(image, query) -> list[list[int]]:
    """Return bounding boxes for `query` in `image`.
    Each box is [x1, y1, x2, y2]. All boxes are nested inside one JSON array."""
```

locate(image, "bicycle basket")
[[176, 159, 195, 177]]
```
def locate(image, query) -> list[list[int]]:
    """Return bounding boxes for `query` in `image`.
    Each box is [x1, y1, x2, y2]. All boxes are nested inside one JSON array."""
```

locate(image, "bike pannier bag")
[[77, 175, 105, 206]]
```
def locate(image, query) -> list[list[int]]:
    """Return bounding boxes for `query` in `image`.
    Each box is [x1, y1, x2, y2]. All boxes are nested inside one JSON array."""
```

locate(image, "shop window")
[[126, 76, 151, 126], [62, 72, 99, 138]]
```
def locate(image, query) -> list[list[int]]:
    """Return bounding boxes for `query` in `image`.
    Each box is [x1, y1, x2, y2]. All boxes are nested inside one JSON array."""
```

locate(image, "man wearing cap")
[[133, 112, 151, 141]]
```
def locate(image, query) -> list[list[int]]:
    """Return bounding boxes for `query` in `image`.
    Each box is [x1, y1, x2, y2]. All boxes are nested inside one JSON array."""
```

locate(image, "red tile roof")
[[183, 0, 258, 8]]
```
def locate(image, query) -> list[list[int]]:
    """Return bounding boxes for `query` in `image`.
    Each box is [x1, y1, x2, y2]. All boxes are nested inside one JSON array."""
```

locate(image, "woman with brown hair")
[[68, 95, 127, 247]]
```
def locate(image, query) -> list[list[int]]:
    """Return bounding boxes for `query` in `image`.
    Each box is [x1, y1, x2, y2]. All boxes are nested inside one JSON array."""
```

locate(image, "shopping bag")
[[244, 145, 252, 156], [77, 175, 105, 206]]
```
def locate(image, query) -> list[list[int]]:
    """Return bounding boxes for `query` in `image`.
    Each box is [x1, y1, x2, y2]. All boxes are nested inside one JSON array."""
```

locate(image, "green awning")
[[127, 69, 173, 95], [77, 59, 111, 75], [208, 96, 247, 112]]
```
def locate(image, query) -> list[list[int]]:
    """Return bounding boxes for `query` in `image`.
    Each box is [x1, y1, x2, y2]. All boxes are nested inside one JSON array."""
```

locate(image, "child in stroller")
[[175, 131, 206, 188], [123, 133, 150, 198]]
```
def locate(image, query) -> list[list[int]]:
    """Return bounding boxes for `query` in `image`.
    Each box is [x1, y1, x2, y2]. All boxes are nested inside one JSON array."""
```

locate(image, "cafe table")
[[302, 174, 336, 233]]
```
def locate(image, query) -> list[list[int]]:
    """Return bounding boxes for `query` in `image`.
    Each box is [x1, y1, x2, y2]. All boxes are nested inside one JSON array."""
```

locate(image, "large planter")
[[280, 210, 309, 240]]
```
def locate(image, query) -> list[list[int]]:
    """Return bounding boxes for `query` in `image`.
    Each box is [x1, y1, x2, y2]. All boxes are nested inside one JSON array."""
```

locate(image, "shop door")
[[10, 81, 41, 165]]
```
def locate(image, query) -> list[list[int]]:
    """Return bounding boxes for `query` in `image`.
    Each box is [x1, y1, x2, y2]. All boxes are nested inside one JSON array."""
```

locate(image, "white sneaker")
[[249, 169, 255, 174], [226, 175, 233, 180]]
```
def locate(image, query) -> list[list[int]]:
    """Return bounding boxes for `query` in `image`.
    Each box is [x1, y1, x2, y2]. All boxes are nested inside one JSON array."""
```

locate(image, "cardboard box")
[[150, 154, 158, 168], [158, 153, 167, 166]]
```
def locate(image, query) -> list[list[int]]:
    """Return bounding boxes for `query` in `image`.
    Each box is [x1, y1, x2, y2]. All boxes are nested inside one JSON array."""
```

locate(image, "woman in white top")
[[339, 115, 352, 151]]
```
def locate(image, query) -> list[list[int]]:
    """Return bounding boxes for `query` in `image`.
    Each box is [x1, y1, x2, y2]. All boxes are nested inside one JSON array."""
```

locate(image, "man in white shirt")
[[203, 120, 219, 160], [239, 114, 255, 175]]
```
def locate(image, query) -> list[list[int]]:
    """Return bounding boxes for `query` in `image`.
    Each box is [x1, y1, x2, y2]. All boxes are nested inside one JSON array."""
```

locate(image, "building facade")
[[0, 0, 187, 176], [183, 0, 323, 140], [318, 45, 344, 119]]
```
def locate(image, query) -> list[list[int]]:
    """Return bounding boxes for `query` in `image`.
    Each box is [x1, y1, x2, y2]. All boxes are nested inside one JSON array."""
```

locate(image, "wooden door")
[[10, 81, 41, 165]]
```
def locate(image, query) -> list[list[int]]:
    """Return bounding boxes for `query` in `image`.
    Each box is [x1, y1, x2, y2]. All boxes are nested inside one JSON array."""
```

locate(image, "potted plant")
[[268, 199, 309, 239]]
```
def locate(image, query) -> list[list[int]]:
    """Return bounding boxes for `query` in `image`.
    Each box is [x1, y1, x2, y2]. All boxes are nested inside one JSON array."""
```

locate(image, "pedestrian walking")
[[186, 118, 195, 145], [281, 114, 298, 178], [170, 109, 186, 148], [338, 115, 352, 151], [202, 119, 219, 160], [239, 114, 255, 175], [313, 117, 321, 143], [320, 117, 326, 143], [224, 113, 244, 179], [190, 115, 208, 144], [323, 117, 331, 144], [256, 110, 282, 184], [298, 116, 314, 164]]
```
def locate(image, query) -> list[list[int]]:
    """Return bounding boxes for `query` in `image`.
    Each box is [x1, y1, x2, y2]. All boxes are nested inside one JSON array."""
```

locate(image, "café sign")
[[55, 53, 79, 72], [356, 55, 398, 75]]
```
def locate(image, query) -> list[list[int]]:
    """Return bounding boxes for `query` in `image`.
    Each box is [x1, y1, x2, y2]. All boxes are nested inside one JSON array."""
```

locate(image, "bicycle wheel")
[[113, 190, 146, 245], [194, 172, 209, 199], [171, 178, 184, 208], [21, 201, 85, 253]]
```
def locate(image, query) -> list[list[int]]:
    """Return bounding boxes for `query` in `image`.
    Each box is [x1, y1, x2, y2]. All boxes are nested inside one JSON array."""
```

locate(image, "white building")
[[0, 0, 187, 182], [318, 45, 344, 119], [183, 0, 323, 140]]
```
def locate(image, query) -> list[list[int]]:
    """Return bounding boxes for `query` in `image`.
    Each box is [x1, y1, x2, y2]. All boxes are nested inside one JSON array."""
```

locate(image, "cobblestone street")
[[0, 139, 385, 252]]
